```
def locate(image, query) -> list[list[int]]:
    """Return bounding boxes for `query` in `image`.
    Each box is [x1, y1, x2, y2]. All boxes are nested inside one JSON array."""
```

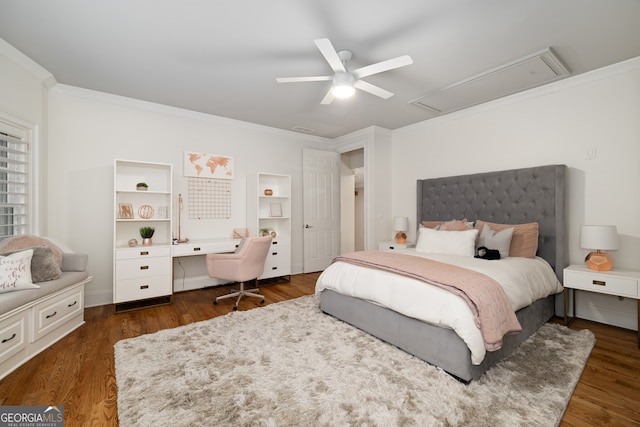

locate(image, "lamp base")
[[584, 250, 614, 271], [394, 231, 407, 244]]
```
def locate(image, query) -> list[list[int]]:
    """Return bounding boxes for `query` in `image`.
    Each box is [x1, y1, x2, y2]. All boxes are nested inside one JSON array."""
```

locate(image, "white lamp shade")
[[579, 225, 619, 251], [393, 217, 409, 232]]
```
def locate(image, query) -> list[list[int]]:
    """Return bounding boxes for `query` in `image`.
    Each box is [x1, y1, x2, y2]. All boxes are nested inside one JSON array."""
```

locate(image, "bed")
[[316, 164, 567, 382]]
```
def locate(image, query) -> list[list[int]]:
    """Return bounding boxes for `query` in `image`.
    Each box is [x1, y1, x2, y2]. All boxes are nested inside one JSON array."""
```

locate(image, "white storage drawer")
[[116, 246, 171, 260], [32, 285, 84, 341], [261, 241, 291, 279], [564, 269, 638, 298], [115, 257, 171, 280], [0, 310, 28, 364], [114, 275, 172, 303]]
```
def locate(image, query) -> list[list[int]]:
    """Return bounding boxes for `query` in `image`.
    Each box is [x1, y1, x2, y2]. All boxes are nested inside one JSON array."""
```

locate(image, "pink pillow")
[[476, 220, 539, 258], [439, 219, 473, 231], [421, 219, 472, 231], [0, 235, 63, 267]]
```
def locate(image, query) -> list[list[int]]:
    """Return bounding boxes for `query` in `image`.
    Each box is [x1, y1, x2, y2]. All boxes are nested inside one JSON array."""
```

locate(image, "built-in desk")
[[171, 238, 239, 258], [171, 238, 239, 292]]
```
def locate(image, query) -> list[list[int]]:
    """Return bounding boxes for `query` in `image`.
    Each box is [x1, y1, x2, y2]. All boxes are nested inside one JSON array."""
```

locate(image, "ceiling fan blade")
[[276, 76, 332, 83], [354, 80, 394, 99], [354, 55, 413, 78], [320, 88, 335, 104], [314, 38, 346, 73]]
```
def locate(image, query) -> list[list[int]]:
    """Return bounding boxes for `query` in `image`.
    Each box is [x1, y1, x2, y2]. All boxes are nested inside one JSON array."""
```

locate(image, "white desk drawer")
[[564, 269, 638, 298], [114, 275, 172, 303], [171, 240, 238, 257], [32, 286, 84, 341], [0, 310, 28, 364], [116, 257, 171, 280], [116, 246, 171, 260]]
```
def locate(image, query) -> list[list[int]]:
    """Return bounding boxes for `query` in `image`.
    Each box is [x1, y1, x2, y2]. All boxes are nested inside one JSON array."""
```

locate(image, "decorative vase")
[[142, 238, 152, 246], [136, 186, 148, 191], [395, 232, 407, 244]]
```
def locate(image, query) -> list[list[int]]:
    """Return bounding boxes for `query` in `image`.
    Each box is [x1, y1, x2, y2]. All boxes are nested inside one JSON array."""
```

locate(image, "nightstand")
[[563, 264, 640, 347], [378, 241, 415, 251]]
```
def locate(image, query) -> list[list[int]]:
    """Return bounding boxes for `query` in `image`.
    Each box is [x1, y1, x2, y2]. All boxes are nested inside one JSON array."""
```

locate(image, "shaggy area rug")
[[115, 295, 595, 427]]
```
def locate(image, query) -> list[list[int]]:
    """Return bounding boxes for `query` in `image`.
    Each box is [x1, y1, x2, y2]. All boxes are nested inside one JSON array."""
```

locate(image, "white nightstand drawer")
[[378, 241, 414, 251], [564, 269, 638, 298]]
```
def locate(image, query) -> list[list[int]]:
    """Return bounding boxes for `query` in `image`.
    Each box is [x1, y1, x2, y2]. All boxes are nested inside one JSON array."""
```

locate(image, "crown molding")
[[0, 37, 56, 89], [48, 83, 331, 144]]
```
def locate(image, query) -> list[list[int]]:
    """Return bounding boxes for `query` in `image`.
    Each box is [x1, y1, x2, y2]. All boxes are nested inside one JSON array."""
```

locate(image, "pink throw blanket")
[[333, 251, 522, 351]]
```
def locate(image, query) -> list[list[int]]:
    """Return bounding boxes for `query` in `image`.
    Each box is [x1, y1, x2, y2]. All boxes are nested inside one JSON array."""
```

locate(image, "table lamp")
[[393, 217, 409, 244], [579, 225, 619, 271]]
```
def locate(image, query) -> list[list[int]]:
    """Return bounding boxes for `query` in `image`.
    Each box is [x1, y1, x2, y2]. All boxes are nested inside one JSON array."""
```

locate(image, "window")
[[0, 115, 32, 240]]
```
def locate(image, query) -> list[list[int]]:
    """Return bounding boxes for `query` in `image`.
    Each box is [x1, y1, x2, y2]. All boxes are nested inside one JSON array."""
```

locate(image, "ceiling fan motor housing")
[[332, 72, 356, 98]]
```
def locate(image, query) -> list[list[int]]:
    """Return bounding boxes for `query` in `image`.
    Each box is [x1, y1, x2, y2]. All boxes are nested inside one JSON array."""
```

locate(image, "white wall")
[[45, 86, 330, 306], [391, 56, 640, 330], [0, 39, 52, 234]]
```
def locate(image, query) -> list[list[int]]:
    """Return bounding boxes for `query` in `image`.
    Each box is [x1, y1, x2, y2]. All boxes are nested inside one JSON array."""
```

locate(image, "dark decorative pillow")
[[474, 246, 501, 260], [0, 245, 62, 282]]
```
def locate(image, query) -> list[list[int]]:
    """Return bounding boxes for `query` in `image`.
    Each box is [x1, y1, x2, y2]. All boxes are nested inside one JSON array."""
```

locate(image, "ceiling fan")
[[276, 38, 413, 104]]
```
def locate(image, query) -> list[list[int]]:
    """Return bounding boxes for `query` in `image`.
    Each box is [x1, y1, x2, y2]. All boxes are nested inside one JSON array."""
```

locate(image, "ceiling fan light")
[[332, 72, 356, 98]]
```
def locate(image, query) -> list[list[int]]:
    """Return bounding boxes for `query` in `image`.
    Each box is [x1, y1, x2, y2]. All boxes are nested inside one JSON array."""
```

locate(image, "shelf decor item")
[[138, 204, 155, 219], [264, 188, 273, 196], [136, 182, 148, 191], [118, 203, 134, 219], [269, 203, 282, 217], [139, 226, 155, 246]]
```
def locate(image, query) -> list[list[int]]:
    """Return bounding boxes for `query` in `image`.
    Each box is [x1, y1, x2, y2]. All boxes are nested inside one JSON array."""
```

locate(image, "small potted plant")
[[139, 226, 155, 246], [136, 182, 148, 191], [259, 227, 271, 237]]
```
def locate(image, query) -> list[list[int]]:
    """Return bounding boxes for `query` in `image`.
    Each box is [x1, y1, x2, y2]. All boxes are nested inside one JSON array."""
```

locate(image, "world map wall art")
[[184, 151, 234, 179]]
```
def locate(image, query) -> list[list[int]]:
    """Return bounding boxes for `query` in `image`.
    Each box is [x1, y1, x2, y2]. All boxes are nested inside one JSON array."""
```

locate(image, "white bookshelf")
[[246, 173, 291, 279], [113, 160, 173, 305]]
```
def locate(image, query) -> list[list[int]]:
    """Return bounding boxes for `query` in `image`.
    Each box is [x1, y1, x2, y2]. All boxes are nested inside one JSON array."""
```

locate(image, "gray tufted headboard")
[[416, 164, 567, 281]]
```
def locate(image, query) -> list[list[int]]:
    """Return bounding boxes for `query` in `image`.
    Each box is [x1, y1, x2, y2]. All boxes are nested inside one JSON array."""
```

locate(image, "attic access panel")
[[410, 48, 569, 114]]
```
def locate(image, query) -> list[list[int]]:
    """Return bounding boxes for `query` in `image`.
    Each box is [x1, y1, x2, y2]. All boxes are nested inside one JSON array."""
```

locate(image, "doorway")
[[340, 148, 365, 253]]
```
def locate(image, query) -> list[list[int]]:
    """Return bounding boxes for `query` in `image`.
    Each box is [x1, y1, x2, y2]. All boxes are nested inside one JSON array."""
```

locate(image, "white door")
[[303, 148, 340, 273]]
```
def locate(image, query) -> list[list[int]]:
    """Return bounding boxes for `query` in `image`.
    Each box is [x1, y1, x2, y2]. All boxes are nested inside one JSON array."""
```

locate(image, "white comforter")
[[315, 250, 563, 364]]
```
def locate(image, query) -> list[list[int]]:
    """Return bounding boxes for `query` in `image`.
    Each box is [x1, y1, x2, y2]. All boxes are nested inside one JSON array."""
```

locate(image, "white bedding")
[[315, 249, 563, 364]]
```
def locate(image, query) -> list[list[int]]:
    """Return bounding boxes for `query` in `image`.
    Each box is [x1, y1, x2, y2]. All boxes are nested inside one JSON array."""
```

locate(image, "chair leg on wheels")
[[213, 279, 264, 309]]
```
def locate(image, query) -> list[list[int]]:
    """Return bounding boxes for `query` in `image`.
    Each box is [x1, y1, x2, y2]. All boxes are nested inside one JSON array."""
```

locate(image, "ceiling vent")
[[292, 125, 315, 133], [410, 48, 569, 115]]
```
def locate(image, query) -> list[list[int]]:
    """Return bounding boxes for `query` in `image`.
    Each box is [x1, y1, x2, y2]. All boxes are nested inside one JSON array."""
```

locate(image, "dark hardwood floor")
[[1, 272, 638, 426]]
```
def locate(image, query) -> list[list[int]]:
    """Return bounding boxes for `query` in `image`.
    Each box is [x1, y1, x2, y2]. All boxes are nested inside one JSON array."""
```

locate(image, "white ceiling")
[[2, 0, 640, 139]]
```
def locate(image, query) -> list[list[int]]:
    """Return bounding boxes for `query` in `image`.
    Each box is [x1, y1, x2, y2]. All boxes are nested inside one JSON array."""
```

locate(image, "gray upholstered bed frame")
[[320, 164, 567, 382]]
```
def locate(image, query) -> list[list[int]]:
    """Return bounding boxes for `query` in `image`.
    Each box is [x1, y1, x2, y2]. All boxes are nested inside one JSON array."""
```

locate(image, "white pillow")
[[477, 224, 514, 258], [416, 227, 478, 256], [0, 249, 40, 293]]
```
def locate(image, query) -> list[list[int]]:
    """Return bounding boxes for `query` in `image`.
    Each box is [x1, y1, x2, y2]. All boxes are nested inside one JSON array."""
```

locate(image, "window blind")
[[0, 125, 29, 240]]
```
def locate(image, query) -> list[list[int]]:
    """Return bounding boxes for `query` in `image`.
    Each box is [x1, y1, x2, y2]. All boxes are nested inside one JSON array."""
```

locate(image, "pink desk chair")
[[207, 236, 272, 310]]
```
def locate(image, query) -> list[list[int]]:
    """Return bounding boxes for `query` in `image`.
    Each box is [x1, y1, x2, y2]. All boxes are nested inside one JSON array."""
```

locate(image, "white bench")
[[0, 244, 91, 380]]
